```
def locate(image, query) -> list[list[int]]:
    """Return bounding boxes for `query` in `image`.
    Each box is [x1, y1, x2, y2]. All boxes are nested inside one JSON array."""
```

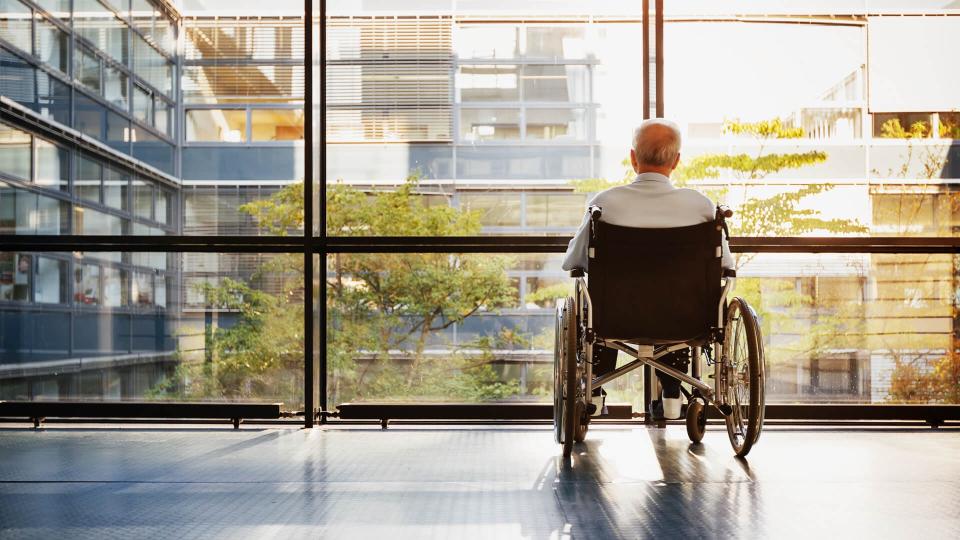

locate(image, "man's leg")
[[655, 348, 689, 420], [591, 345, 618, 414]]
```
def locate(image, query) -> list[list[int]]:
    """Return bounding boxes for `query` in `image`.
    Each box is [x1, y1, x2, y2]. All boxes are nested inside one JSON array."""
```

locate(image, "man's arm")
[[561, 208, 593, 271], [721, 232, 734, 270]]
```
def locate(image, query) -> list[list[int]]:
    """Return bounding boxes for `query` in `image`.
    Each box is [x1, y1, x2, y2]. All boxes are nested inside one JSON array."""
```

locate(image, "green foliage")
[[878, 118, 930, 139], [524, 282, 574, 308], [152, 176, 523, 408]]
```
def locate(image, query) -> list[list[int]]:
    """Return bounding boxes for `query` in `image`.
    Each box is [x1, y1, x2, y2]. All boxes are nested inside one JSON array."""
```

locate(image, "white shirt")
[[561, 172, 735, 271]]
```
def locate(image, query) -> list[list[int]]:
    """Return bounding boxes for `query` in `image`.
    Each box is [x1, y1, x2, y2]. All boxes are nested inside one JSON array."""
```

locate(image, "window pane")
[[526, 193, 586, 228], [74, 0, 127, 65], [0, 183, 69, 234], [75, 206, 125, 235], [35, 15, 69, 73], [35, 138, 69, 191], [459, 108, 520, 141], [132, 85, 152, 125], [101, 266, 127, 307], [37, 72, 71, 125], [186, 109, 247, 142], [35, 256, 67, 304], [251, 109, 304, 141], [0, 46, 36, 107], [154, 97, 171, 136], [104, 66, 129, 110], [155, 187, 171, 225], [103, 166, 129, 211], [106, 110, 129, 153], [75, 47, 101, 94], [457, 65, 520, 102], [74, 263, 100, 305], [133, 179, 153, 218], [0, 0, 32, 53], [0, 252, 31, 302], [525, 108, 586, 141], [459, 193, 522, 227], [131, 271, 153, 306], [522, 64, 588, 102], [133, 35, 172, 96], [75, 92, 105, 139], [0, 123, 32, 180], [76, 154, 102, 203]]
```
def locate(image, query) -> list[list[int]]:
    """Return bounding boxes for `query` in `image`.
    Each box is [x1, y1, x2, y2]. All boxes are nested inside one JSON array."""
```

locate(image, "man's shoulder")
[[672, 187, 716, 210]]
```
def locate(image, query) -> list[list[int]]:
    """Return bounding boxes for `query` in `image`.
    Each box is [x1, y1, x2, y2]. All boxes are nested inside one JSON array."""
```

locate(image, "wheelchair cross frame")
[[575, 276, 734, 411]]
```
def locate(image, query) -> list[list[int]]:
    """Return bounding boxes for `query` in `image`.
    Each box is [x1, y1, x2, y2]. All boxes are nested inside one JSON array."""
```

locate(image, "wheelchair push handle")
[[717, 205, 733, 219], [588, 205, 602, 220]]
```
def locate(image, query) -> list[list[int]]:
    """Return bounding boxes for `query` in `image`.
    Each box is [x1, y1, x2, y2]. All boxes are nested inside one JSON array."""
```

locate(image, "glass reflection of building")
[[0, 0, 178, 399], [2, 0, 959, 404]]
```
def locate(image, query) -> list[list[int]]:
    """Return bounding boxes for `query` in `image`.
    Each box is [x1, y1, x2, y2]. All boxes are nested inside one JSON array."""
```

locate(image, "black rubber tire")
[[553, 300, 565, 445], [686, 398, 707, 444], [554, 297, 578, 458], [722, 297, 765, 458]]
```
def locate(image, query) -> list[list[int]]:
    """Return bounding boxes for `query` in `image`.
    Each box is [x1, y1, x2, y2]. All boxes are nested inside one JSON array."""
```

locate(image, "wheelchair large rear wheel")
[[721, 297, 765, 457], [554, 297, 580, 457]]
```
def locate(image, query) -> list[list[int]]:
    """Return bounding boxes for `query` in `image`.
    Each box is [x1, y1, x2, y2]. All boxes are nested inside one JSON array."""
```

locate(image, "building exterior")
[[1, 0, 958, 406]]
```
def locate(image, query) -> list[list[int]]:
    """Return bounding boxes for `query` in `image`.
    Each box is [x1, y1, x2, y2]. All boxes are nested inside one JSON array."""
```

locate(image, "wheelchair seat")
[[586, 219, 724, 344]]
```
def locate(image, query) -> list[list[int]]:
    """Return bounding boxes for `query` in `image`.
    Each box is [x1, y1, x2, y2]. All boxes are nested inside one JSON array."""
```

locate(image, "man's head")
[[630, 118, 682, 176]]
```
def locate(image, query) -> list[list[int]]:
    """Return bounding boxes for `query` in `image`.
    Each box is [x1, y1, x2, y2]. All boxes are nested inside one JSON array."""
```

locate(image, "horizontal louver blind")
[[184, 17, 304, 101], [184, 18, 305, 61], [326, 16, 452, 142]]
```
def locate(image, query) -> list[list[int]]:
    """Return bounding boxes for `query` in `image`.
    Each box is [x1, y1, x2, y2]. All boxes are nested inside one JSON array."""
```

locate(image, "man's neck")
[[636, 166, 673, 177]]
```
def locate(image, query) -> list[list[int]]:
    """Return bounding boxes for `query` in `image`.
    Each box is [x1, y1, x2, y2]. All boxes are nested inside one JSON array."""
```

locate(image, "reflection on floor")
[[0, 423, 958, 539]]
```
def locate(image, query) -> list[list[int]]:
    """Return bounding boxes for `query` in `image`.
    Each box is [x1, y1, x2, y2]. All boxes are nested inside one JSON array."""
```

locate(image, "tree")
[[151, 177, 521, 409]]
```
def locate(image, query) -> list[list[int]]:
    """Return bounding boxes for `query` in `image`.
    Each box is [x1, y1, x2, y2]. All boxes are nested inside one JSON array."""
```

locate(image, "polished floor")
[[0, 423, 958, 539]]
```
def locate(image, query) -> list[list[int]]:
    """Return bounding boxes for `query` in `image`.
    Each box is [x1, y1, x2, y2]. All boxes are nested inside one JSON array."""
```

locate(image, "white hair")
[[632, 118, 682, 167]]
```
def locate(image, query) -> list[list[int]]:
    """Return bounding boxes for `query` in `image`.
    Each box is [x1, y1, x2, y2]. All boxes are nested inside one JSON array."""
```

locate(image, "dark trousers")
[[593, 345, 689, 399]]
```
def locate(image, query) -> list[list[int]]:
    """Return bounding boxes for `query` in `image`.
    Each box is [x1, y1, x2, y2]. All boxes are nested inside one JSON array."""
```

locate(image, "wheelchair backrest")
[[588, 218, 723, 343]]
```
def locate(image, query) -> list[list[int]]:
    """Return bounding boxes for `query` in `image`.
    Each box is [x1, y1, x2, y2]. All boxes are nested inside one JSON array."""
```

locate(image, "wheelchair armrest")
[[723, 268, 737, 278], [569, 268, 585, 278]]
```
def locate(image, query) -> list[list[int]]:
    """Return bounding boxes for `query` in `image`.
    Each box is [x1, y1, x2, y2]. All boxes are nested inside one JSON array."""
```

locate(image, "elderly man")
[[562, 118, 734, 420]]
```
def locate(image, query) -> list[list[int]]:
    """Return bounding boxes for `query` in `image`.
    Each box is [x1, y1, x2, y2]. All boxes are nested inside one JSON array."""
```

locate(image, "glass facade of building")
[[2, 0, 959, 413]]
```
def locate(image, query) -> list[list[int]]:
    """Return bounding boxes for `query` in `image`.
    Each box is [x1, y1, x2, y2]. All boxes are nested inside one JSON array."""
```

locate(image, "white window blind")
[[326, 16, 453, 142]]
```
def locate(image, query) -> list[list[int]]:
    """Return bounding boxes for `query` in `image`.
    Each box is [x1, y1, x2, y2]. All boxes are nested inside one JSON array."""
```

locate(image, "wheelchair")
[[554, 205, 765, 458]]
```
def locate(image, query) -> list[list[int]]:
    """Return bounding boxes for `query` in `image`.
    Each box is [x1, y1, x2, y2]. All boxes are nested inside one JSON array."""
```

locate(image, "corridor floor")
[[1, 423, 958, 539]]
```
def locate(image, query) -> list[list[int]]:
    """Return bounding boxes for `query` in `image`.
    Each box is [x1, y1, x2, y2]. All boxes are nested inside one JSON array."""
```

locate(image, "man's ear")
[[630, 148, 640, 173], [671, 153, 681, 171]]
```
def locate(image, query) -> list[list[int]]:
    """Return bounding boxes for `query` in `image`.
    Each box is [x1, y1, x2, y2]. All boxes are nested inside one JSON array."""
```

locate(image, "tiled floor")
[[0, 423, 958, 539]]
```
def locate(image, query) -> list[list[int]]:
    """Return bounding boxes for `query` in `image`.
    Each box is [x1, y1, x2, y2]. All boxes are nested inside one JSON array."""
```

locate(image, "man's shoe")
[[590, 389, 607, 417], [662, 397, 682, 420]]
